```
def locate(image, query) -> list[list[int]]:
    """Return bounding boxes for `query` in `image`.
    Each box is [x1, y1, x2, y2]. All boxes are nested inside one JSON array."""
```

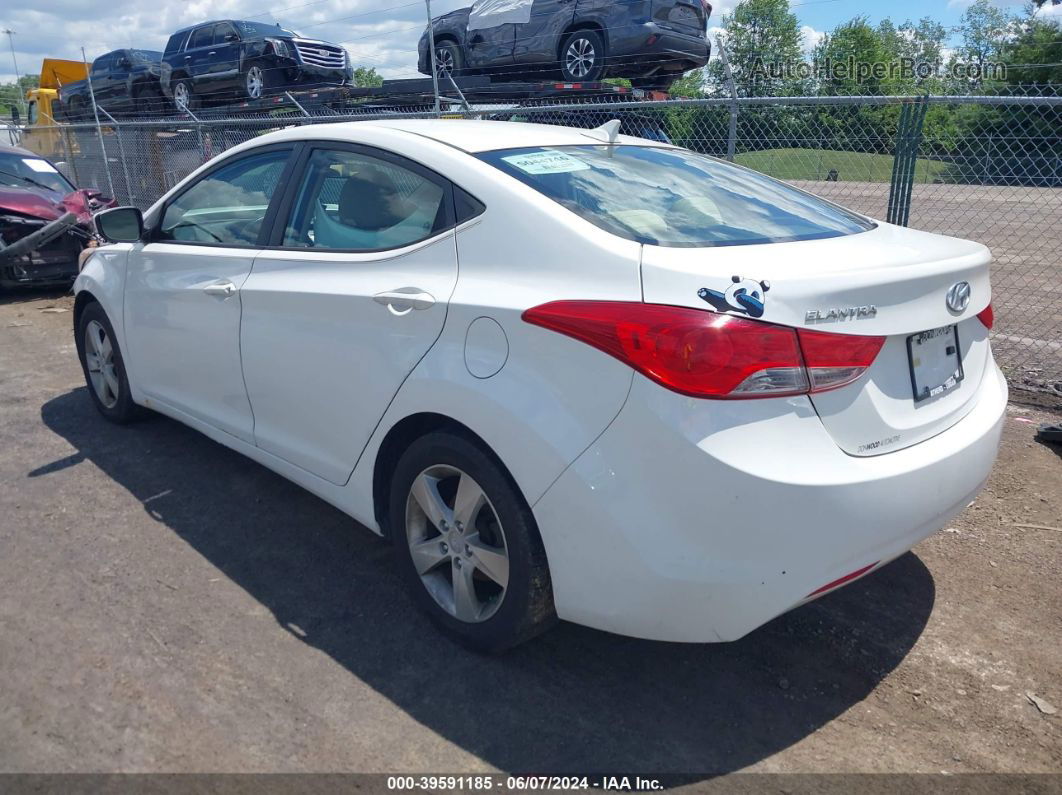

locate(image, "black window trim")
[[147, 142, 301, 250], [261, 139, 483, 255]]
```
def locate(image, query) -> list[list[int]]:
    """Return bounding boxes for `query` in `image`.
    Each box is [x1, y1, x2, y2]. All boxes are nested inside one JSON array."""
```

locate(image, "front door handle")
[[203, 280, 237, 298], [373, 289, 435, 315]]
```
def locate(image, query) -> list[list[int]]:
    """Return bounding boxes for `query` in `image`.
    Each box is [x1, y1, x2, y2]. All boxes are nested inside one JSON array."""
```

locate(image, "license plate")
[[907, 325, 964, 402]]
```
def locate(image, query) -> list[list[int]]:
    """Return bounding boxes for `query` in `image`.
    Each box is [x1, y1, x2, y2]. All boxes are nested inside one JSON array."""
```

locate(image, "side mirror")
[[95, 206, 144, 243], [225, 33, 239, 42], [11, 106, 20, 124]]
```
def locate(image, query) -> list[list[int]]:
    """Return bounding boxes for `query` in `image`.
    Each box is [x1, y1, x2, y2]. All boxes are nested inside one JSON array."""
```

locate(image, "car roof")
[[0, 143, 47, 158], [264, 119, 673, 154]]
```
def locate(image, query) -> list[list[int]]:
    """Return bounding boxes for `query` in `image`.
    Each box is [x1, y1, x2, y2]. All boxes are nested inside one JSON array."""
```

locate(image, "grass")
[[735, 148, 950, 184]]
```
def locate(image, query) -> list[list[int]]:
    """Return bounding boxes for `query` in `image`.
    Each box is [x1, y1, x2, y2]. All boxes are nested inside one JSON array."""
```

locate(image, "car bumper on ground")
[[607, 22, 710, 74], [533, 359, 1008, 643]]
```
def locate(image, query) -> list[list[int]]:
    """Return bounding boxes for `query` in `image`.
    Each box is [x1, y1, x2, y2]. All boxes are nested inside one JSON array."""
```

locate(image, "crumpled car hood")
[[0, 185, 115, 225]]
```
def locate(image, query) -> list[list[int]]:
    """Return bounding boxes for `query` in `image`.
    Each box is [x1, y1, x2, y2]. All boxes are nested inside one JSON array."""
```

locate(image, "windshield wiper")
[[0, 168, 59, 193]]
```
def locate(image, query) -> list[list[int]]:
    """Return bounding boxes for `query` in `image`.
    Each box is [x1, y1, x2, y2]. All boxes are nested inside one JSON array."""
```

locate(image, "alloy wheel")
[[565, 37, 596, 79], [173, 82, 190, 111], [434, 48, 454, 77], [84, 319, 119, 409], [246, 66, 265, 99], [405, 465, 509, 623]]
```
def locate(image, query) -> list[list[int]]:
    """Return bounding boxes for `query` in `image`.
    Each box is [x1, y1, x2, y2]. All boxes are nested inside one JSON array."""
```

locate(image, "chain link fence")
[[16, 90, 1062, 405]]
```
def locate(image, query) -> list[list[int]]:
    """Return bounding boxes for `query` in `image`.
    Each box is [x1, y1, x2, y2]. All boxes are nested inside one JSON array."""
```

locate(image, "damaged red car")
[[0, 144, 115, 290]]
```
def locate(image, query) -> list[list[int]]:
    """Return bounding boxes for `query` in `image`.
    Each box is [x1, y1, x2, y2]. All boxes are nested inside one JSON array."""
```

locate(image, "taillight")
[[522, 301, 884, 399], [977, 303, 994, 330], [797, 328, 886, 393]]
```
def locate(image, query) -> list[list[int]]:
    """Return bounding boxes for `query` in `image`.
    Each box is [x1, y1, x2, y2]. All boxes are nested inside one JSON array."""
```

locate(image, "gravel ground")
[[0, 289, 1060, 779]]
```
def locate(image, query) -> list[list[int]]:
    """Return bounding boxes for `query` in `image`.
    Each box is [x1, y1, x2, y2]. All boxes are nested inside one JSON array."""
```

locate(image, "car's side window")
[[213, 22, 237, 45], [280, 148, 450, 252], [189, 26, 212, 49], [156, 149, 290, 247]]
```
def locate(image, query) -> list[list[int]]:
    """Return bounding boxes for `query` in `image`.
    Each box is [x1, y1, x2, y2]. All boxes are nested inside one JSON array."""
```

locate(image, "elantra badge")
[[946, 281, 971, 313], [804, 306, 877, 323]]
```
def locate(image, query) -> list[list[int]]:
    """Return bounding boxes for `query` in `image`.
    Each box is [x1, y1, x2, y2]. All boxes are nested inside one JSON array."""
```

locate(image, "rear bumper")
[[607, 22, 710, 74], [533, 360, 1007, 643]]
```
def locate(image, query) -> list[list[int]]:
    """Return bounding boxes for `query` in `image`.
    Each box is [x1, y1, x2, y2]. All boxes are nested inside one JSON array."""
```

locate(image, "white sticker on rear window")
[[501, 151, 590, 175], [22, 158, 58, 174]]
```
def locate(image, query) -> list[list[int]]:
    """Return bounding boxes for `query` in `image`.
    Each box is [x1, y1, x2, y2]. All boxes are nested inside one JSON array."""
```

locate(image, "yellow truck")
[[18, 59, 89, 159]]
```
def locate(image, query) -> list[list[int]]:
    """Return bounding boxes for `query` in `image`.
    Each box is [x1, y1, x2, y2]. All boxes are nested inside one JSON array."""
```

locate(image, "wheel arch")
[[372, 412, 524, 539], [73, 288, 100, 332], [558, 21, 609, 61]]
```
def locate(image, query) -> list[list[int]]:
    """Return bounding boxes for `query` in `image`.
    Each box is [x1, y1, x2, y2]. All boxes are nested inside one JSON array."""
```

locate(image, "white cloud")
[[800, 24, 824, 54]]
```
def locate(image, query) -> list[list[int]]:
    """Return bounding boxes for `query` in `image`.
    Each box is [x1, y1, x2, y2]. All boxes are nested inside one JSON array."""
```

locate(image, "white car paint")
[[75, 119, 1006, 643]]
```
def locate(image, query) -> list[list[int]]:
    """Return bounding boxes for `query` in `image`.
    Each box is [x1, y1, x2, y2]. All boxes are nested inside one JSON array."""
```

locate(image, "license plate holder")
[[907, 325, 964, 403]]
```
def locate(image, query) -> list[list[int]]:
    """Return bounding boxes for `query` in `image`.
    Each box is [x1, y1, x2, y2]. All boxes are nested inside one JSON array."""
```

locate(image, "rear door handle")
[[373, 289, 435, 315], [203, 280, 237, 298]]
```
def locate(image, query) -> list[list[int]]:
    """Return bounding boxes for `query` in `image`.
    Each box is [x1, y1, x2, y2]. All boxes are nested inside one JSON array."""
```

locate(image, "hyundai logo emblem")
[[946, 281, 971, 313]]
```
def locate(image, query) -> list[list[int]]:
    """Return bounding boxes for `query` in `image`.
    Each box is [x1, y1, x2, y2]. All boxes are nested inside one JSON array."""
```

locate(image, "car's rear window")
[[477, 145, 874, 247]]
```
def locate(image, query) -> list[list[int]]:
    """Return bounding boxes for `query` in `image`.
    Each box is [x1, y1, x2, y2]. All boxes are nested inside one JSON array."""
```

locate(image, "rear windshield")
[[477, 145, 874, 247]]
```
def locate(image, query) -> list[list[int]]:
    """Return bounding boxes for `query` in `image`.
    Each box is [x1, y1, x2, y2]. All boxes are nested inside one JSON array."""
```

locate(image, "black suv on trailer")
[[419, 0, 710, 89], [160, 20, 353, 110], [58, 49, 164, 119]]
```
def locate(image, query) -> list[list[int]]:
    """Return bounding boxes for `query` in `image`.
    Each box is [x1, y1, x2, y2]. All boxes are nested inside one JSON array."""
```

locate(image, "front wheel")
[[75, 302, 143, 423], [244, 64, 269, 100], [432, 40, 464, 78], [390, 431, 556, 652], [560, 30, 606, 82]]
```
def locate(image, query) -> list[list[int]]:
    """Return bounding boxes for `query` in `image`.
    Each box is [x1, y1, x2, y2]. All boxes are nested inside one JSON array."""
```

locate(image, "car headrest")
[[338, 168, 408, 231]]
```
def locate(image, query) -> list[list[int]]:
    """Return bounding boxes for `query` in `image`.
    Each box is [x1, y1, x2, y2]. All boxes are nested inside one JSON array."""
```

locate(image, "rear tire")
[[75, 301, 144, 424], [560, 30, 606, 82], [172, 78, 196, 112], [389, 430, 556, 652]]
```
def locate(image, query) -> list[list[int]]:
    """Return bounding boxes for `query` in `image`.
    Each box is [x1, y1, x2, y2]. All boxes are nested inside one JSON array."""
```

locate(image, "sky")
[[1, 0, 1059, 86]]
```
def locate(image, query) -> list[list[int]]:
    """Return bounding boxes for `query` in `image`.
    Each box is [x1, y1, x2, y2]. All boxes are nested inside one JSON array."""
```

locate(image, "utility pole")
[[3, 29, 27, 115]]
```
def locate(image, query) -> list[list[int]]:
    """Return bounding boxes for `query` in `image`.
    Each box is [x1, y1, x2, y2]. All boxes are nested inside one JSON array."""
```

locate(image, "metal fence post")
[[97, 106, 134, 205], [717, 37, 738, 162], [81, 46, 116, 199]]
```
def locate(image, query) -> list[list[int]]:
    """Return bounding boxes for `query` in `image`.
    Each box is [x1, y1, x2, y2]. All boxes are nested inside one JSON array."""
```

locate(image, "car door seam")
[[339, 228, 462, 487]]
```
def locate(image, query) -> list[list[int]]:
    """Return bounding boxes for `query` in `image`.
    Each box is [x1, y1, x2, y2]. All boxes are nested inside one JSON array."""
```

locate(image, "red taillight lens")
[[523, 301, 806, 398], [977, 303, 994, 330], [522, 301, 885, 399], [797, 328, 886, 393]]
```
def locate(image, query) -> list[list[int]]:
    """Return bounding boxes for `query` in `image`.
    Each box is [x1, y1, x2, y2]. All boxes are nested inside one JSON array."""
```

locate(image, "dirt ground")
[[0, 288, 1060, 779]]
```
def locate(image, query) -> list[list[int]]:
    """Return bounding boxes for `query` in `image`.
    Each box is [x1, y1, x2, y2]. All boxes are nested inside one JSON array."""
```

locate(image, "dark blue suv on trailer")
[[419, 0, 711, 89], [160, 20, 353, 110]]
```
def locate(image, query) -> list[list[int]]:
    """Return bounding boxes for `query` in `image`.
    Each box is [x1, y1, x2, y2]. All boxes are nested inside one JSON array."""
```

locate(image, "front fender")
[[74, 243, 134, 383]]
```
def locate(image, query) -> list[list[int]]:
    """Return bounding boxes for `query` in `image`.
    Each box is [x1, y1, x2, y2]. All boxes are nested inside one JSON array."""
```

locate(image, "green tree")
[[0, 75, 39, 119], [955, 0, 1013, 88], [707, 0, 805, 97], [1002, 6, 1062, 85], [352, 66, 383, 87], [814, 16, 893, 95]]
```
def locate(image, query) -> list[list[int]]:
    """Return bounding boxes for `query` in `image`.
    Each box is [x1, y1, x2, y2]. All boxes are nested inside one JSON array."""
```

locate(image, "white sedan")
[[76, 119, 1006, 650]]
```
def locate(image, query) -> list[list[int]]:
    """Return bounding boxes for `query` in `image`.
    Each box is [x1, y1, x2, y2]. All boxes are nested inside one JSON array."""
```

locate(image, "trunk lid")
[[639, 222, 993, 455]]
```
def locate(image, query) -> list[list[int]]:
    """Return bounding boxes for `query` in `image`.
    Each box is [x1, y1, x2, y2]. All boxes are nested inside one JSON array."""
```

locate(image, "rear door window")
[[477, 145, 874, 247], [279, 147, 451, 252]]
